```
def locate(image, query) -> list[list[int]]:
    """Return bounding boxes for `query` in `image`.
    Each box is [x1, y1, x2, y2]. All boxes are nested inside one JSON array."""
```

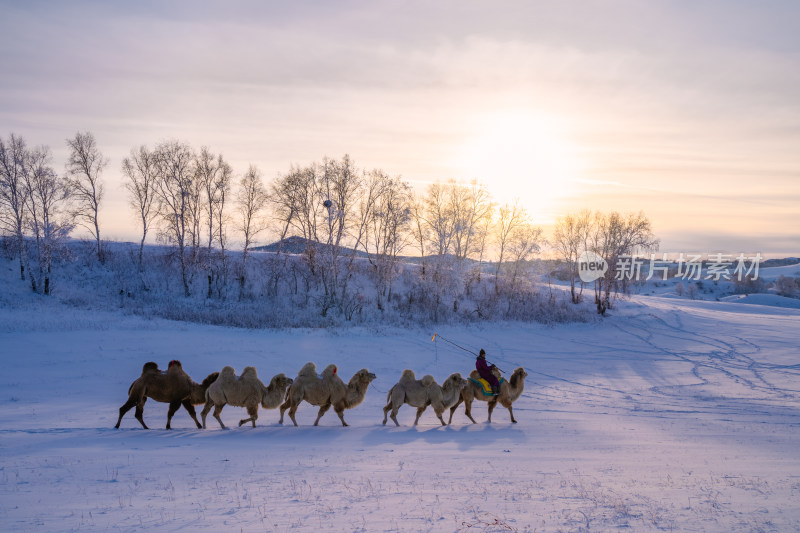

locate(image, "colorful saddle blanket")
[[469, 376, 506, 396]]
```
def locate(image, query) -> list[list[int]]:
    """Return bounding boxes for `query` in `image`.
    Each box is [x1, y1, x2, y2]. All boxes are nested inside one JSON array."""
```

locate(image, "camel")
[[201, 366, 293, 429], [448, 366, 528, 424], [382, 370, 468, 426], [279, 362, 376, 427], [115, 360, 220, 429]]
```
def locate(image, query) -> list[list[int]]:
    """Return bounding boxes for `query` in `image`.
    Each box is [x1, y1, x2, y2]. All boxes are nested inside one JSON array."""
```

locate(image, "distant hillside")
[[251, 236, 370, 258], [251, 236, 482, 265]]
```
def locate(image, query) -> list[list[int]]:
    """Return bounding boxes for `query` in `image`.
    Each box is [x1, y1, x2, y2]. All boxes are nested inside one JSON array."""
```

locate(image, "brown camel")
[[382, 370, 467, 426], [115, 360, 219, 429], [201, 366, 293, 429], [279, 362, 376, 426], [448, 367, 528, 424]]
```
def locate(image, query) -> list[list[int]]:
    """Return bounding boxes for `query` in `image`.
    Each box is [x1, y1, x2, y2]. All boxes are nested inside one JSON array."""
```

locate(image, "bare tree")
[[0, 133, 30, 280], [24, 146, 72, 294], [362, 171, 412, 309], [505, 222, 544, 289], [495, 200, 527, 283], [153, 140, 195, 297], [552, 210, 591, 303], [122, 145, 158, 271], [450, 180, 493, 261], [589, 211, 658, 314], [408, 195, 430, 276], [65, 131, 106, 262], [424, 182, 455, 258], [194, 147, 232, 297], [236, 164, 269, 297]]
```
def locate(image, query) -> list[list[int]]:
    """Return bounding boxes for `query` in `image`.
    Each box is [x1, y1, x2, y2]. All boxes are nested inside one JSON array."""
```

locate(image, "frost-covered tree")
[[194, 147, 232, 297], [153, 140, 195, 297], [236, 164, 269, 297], [122, 145, 158, 271], [588, 211, 658, 314], [65, 131, 106, 262], [552, 210, 591, 303], [362, 171, 411, 309], [23, 146, 72, 294], [0, 133, 30, 280]]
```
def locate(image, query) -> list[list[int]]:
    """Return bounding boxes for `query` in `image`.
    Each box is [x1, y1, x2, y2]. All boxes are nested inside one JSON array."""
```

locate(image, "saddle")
[[469, 376, 506, 396]]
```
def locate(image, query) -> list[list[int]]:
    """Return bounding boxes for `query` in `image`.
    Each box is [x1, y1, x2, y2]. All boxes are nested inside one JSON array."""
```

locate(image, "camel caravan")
[[115, 356, 527, 430]]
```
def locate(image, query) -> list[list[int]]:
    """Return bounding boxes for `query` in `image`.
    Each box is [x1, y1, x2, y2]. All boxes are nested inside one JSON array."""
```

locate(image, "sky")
[[1, 0, 798, 255]]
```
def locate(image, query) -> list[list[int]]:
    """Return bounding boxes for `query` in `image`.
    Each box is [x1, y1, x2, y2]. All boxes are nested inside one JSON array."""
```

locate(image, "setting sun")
[[452, 110, 581, 221]]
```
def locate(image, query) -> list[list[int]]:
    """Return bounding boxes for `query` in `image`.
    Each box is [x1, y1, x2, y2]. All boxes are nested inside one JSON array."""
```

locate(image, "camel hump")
[[399, 369, 416, 383], [202, 372, 220, 388], [297, 362, 317, 377], [142, 361, 159, 374], [469, 369, 480, 379], [420, 374, 436, 387], [241, 366, 258, 379], [322, 364, 338, 378], [220, 366, 236, 379]]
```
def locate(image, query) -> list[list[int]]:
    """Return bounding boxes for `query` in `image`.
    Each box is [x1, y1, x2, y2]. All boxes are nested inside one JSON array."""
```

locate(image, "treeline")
[[1, 131, 656, 324]]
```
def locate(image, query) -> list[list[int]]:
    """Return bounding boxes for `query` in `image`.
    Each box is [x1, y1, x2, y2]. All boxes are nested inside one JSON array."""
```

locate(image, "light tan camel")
[[279, 362, 376, 426], [115, 360, 219, 429], [448, 367, 528, 424], [382, 369, 468, 426], [201, 366, 294, 429]]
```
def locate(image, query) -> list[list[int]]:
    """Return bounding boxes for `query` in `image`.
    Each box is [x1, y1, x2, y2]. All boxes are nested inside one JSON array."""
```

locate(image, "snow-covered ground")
[[1, 268, 799, 532]]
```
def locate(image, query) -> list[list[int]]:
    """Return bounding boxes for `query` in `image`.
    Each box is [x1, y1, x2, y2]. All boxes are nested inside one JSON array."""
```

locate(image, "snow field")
[[1, 279, 799, 531]]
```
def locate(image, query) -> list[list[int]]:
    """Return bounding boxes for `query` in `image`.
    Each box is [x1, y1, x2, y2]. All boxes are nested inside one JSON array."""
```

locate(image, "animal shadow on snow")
[[362, 422, 525, 451]]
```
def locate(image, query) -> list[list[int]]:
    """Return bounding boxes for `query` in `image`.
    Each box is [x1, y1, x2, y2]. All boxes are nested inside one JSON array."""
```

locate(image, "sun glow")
[[452, 111, 581, 222]]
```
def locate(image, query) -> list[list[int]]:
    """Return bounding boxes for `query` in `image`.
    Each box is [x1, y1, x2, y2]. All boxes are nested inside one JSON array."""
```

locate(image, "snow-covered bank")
[[1, 282, 799, 531]]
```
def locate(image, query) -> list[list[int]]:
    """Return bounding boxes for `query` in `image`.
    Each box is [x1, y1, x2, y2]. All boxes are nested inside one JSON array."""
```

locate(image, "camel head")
[[271, 373, 293, 389], [350, 368, 376, 386], [511, 367, 528, 383], [445, 372, 468, 391]]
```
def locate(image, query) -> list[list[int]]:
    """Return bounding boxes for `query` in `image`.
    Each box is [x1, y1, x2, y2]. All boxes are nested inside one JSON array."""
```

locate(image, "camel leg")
[[288, 402, 300, 427], [434, 407, 446, 426], [507, 404, 517, 424], [487, 398, 499, 423], [463, 398, 477, 424], [239, 405, 259, 428], [134, 397, 149, 429], [182, 399, 202, 428], [334, 407, 348, 427], [313, 403, 331, 426], [389, 404, 402, 427], [413, 406, 427, 426], [213, 404, 228, 429], [278, 399, 290, 424], [382, 401, 392, 425], [166, 400, 182, 429], [116, 397, 138, 429], [200, 401, 213, 429], [448, 396, 463, 425]]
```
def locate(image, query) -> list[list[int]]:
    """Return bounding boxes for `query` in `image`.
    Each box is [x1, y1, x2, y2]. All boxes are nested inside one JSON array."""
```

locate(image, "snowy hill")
[[721, 293, 800, 309]]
